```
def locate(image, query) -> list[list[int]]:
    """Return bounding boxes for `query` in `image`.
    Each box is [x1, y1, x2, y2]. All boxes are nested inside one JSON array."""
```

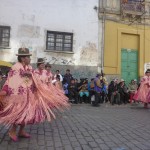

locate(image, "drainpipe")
[[98, 0, 105, 74]]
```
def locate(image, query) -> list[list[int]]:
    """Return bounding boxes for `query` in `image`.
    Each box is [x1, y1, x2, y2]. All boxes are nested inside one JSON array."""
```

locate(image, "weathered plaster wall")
[[31, 63, 118, 82], [32, 63, 98, 80], [0, 0, 100, 67]]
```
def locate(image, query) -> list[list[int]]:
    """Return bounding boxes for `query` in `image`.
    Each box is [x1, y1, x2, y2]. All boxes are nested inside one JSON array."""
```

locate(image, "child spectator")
[[55, 75, 63, 90]]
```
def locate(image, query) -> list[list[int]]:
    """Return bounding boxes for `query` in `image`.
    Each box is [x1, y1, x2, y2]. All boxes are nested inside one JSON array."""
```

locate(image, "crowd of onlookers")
[[107, 78, 138, 105], [58, 69, 139, 107], [0, 67, 139, 107]]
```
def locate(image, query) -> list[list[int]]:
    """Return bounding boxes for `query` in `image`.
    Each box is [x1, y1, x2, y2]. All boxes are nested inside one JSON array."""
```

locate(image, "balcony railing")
[[121, 1, 145, 15], [121, 0, 145, 16]]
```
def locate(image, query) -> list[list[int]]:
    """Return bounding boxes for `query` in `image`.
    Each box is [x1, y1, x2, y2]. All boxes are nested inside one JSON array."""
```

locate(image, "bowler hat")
[[45, 63, 51, 68], [37, 58, 45, 64], [16, 48, 32, 56], [145, 69, 150, 73]]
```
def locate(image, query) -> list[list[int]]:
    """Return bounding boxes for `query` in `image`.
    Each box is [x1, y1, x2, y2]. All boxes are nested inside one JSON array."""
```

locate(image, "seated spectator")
[[118, 79, 129, 104], [68, 79, 78, 104], [75, 78, 78, 84], [54, 70, 63, 82], [78, 79, 89, 103], [54, 75, 63, 90], [128, 79, 138, 103], [100, 73, 108, 85], [100, 75, 108, 103], [108, 78, 120, 105], [93, 74, 102, 106], [88, 78, 95, 102], [108, 80, 113, 102], [101, 83, 108, 103], [63, 79, 69, 97]]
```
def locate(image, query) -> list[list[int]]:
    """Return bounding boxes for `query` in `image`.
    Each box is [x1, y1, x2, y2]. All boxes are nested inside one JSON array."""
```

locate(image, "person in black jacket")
[[108, 78, 120, 105], [68, 78, 78, 104], [118, 79, 129, 104], [63, 69, 73, 85]]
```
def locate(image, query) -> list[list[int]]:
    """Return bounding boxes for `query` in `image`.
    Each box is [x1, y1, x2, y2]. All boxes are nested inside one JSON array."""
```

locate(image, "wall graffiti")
[[61, 59, 68, 64], [61, 59, 75, 65], [49, 57, 58, 64], [48, 57, 75, 65]]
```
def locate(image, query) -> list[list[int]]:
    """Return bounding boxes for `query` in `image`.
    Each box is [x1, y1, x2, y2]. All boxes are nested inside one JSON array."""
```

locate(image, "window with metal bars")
[[0, 26, 10, 47], [46, 31, 73, 52]]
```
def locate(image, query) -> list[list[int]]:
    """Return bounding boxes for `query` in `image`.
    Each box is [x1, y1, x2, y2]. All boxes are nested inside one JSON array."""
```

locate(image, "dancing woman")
[[133, 69, 150, 108], [0, 48, 69, 142]]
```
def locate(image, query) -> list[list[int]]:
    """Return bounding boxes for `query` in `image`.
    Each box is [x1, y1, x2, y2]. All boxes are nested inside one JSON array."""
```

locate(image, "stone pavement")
[[0, 103, 150, 150]]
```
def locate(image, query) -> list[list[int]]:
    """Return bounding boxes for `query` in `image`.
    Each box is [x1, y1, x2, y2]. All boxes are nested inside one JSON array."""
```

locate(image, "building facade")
[[0, 0, 101, 79], [99, 0, 150, 83]]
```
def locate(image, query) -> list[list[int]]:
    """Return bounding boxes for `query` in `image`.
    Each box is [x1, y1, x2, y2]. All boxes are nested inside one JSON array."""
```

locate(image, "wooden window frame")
[[46, 31, 73, 52], [0, 26, 10, 48]]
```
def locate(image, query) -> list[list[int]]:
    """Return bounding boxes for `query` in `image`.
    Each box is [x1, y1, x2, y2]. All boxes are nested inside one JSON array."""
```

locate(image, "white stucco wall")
[[0, 0, 100, 66]]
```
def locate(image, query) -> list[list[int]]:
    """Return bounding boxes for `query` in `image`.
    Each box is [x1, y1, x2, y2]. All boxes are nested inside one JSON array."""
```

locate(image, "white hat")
[[120, 79, 125, 82], [134, 79, 137, 82]]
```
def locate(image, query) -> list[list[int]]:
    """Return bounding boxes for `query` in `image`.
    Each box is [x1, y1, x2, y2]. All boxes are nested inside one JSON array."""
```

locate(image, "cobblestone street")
[[0, 103, 150, 150]]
